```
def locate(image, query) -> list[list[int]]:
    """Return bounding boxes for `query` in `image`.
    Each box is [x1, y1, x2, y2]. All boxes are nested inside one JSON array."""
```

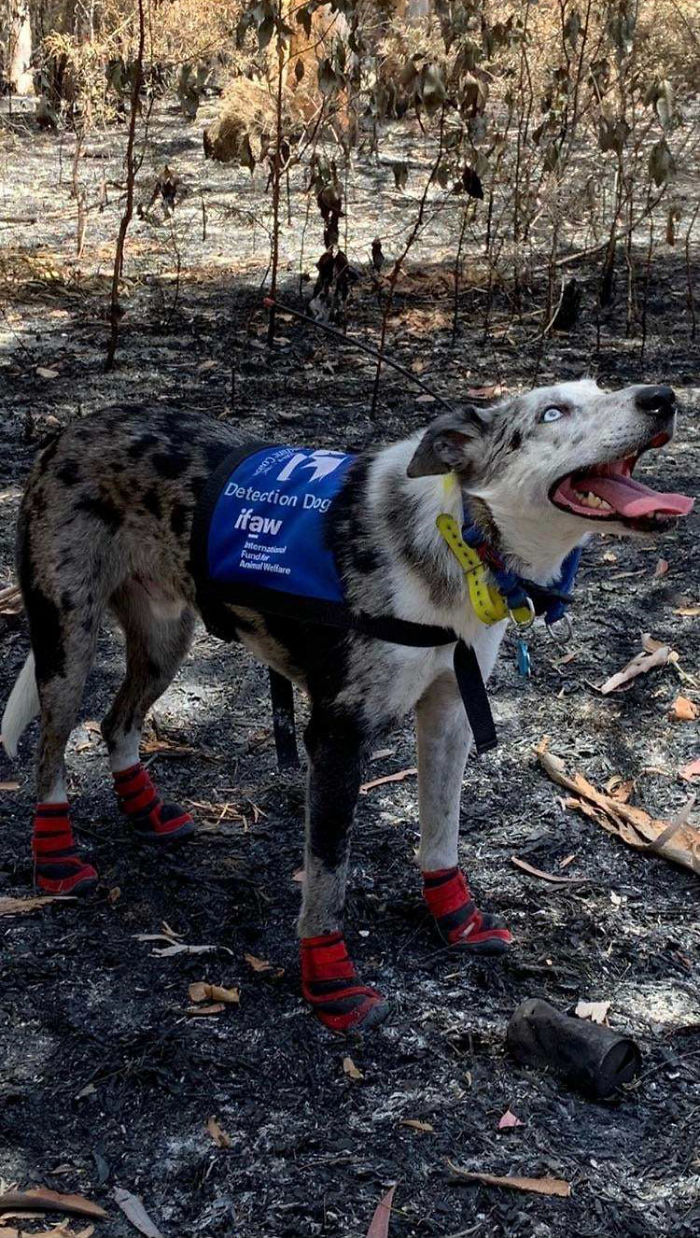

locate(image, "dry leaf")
[[447, 1163, 571, 1197], [0, 894, 74, 917], [0, 1189, 106, 1219], [400, 1118, 434, 1133], [669, 696, 698, 722], [113, 1187, 163, 1238], [415, 393, 436, 404], [0, 584, 23, 616], [465, 384, 503, 398], [366, 1185, 396, 1238], [207, 1116, 232, 1148], [600, 644, 670, 694], [537, 747, 700, 875], [186, 1002, 225, 1016], [209, 984, 239, 1003], [36, 366, 59, 379], [679, 758, 700, 782], [157, 943, 216, 956], [141, 736, 197, 757], [642, 633, 667, 653], [498, 1109, 523, 1129], [0, 1229, 93, 1238], [291, 868, 305, 883], [360, 768, 417, 794], [575, 999, 611, 1024], [343, 1056, 364, 1081], [605, 775, 634, 803], [510, 856, 587, 885], [654, 558, 669, 578], [674, 604, 700, 617], [0, 781, 20, 791], [244, 953, 273, 973], [188, 982, 239, 1005]]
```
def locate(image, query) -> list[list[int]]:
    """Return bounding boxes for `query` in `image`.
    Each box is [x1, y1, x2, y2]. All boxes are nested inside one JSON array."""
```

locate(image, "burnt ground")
[[0, 97, 699, 1238]]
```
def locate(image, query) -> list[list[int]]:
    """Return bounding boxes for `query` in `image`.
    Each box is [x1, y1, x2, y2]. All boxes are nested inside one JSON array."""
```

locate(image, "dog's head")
[[407, 380, 694, 576]]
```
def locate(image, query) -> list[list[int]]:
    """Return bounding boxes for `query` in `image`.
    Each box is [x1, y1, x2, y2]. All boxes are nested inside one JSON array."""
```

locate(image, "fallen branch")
[[537, 746, 700, 875], [510, 856, 589, 885], [360, 768, 417, 794]]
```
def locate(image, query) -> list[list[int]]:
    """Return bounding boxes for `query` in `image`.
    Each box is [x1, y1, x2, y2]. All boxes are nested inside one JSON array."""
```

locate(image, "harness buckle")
[[508, 596, 536, 631]]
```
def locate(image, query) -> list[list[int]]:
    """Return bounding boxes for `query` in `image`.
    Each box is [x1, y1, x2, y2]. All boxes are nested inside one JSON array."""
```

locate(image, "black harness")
[[191, 445, 571, 769]]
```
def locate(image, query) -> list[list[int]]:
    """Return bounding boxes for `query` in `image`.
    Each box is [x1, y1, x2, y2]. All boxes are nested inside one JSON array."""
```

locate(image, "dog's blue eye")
[[541, 407, 563, 423]]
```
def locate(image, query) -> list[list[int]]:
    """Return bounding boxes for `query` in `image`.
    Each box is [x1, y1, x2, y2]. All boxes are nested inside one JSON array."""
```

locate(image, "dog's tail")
[[1, 652, 39, 759]]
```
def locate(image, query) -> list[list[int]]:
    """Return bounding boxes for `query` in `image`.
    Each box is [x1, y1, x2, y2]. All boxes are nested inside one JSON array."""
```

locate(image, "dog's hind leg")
[[102, 579, 196, 843], [298, 708, 389, 1033], [416, 673, 512, 955], [27, 581, 103, 896]]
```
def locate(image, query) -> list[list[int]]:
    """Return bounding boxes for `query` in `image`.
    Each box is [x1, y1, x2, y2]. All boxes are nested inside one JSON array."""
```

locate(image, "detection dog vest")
[[192, 442, 355, 626], [192, 440, 578, 766]]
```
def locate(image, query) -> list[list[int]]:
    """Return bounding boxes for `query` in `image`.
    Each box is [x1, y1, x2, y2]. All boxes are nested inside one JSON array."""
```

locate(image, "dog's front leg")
[[298, 708, 388, 1033], [416, 673, 512, 954]]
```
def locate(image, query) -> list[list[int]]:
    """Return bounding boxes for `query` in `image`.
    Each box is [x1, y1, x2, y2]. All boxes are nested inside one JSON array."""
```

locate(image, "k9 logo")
[[276, 450, 347, 484]]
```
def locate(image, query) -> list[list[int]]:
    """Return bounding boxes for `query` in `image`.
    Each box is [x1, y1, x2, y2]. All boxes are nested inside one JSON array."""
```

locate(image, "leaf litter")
[[113, 1187, 162, 1238], [447, 1163, 571, 1197], [365, 1185, 396, 1238], [537, 743, 700, 875], [0, 1190, 105, 1219]]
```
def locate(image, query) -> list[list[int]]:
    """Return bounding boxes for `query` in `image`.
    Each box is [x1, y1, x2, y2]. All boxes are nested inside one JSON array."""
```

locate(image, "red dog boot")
[[33, 804, 98, 895], [423, 866, 512, 954], [113, 763, 195, 842], [301, 931, 389, 1033]]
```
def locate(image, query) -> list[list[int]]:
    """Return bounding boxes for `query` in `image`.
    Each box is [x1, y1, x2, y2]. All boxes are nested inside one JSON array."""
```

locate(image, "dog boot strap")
[[113, 763, 195, 841], [33, 804, 98, 895], [423, 867, 512, 952], [301, 931, 388, 1033]]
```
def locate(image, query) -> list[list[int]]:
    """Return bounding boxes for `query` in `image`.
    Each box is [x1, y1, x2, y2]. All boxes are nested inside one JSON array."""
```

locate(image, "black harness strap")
[[269, 670, 300, 770], [453, 641, 498, 755], [268, 634, 495, 770]]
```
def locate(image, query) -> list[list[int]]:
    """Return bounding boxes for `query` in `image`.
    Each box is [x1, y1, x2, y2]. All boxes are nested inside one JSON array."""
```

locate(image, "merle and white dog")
[[2, 380, 692, 1031]]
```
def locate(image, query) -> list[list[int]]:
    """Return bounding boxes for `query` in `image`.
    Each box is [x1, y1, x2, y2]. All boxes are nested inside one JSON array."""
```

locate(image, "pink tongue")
[[585, 474, 694, 518]]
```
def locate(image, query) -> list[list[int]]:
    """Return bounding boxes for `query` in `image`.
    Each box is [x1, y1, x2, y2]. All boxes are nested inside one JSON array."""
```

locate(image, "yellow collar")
[[436, 513, 534, 628]]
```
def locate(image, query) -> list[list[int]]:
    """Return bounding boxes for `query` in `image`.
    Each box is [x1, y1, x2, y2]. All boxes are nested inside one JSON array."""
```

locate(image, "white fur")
[[1, 652, 39, 759]]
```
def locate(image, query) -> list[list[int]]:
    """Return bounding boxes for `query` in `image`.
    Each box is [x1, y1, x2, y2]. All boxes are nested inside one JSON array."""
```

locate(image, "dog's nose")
[[635, 385, 676, 415]]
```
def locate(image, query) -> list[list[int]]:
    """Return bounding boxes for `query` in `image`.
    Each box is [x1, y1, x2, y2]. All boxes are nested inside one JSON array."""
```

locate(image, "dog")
[[2, 380, 693, 1032]]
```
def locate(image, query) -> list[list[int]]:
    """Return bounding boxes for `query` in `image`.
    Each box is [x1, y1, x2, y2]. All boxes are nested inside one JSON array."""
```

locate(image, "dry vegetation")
[[1, 1, 698, 361]]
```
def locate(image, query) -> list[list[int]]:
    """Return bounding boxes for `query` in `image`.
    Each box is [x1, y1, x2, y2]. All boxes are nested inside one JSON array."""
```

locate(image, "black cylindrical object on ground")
[[507, 998, 641, 1099]]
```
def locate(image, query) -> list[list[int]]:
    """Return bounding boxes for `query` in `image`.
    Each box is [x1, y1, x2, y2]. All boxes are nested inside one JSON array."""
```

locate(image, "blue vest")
[[192, 443, 355, 629]]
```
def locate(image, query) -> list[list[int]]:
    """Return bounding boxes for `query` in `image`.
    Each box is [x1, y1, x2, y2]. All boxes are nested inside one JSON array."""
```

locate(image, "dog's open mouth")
[[550, 433, 694, 531]]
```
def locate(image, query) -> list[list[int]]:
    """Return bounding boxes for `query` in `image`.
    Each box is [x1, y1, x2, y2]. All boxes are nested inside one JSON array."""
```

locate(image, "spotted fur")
[[1, 382, 681, 987]]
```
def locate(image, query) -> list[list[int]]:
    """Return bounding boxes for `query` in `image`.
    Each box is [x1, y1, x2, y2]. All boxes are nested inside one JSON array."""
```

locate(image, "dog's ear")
[[406, 405, 491, 478]]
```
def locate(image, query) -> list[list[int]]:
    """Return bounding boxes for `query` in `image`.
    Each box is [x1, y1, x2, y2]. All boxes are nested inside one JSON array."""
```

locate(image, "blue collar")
[[462, 520, 582, 627]]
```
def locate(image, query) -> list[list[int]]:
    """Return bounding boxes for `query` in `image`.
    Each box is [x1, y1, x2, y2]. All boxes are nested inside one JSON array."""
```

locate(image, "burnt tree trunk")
[[6, 0, 34, 95]]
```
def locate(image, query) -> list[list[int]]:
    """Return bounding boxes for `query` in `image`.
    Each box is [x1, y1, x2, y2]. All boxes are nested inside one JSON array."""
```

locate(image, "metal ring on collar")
[[508, 597, 536, 630], [546, 614, 574, 645]]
